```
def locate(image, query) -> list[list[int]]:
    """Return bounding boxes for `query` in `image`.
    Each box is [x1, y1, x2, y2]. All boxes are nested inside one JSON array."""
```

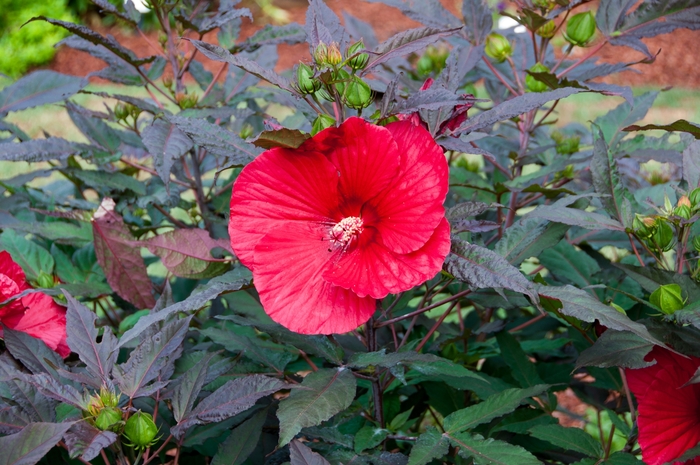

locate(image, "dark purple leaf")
[[0, 422, 74, 465], [366, 27, 463, 71], [290, 440, 332, 465], [63, 422, 117, 462], [170, 352, 216, 423], [91, 0, 137, 24], [446, 201, 493, 220], [363, 0, 461, 29], [461, 0, 493, 44], [495, 218, 570, 266], [211, 409, 267, 465], [237, 23, 307, 51], [452, 219, 500, 233], [2, 328, 66, 376], [143, 229, 232, 279], [624, 119, 700, 140], [0, 71, 85, 115], [0, 405, 30, 435], [0, 361, 55, 422], [0, 138, 101, 163], [683, 140, 700, 188], [64, 292, 117, 386], [92, 200, 155, 309], [171, 375, 289, 439], [141, 120, 194, 187], [305, 0, 348, 53], [576, 330, 655, 369], [24, 373, 91, 410]]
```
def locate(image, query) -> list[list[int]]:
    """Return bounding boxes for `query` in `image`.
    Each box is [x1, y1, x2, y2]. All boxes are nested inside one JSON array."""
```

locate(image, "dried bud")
[[650, 284, 685, 315], [565, 11, 597, 47], [526, 63, 550, 93], [124, 411, 159, 450], [326, 42, 343, 66], [537, 20, 557, 38], [651, 219, 674, 251], [485, 33, 512, 63], [94, 407, 122, 431], [313, 42, 329, 66], [36, 272, 54, 289], [689, 187, 700, 208], [346, 40, 369, 70], [311, 114, 336, 135], [296, 62, 321, 95]]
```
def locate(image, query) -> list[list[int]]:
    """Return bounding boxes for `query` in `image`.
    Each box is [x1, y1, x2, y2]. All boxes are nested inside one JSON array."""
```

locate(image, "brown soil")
[[48, 0, 700, 89]]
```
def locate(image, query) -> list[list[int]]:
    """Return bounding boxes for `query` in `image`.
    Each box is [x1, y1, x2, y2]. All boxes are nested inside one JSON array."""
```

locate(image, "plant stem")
[[482, 57, 518, 96], [415, 302, 458, 352], [365, 317, 384, 428], [375, 289, 472, 327], [557, 41, 607, 78], [189, 150, 213, 233]]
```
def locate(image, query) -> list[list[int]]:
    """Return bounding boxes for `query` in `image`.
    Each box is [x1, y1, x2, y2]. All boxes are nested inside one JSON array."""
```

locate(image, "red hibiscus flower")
[[229, 117, 451, 334], [626, 347, 700, 465], [0, 251, 70, 357]]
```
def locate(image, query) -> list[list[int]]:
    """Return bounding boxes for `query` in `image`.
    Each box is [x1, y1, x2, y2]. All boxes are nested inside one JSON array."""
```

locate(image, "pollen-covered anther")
[[330, 216, 364, 246]]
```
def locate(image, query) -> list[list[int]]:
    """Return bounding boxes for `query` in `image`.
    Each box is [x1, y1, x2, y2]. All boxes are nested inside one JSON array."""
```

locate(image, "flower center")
[[329, 216, 364, 248]]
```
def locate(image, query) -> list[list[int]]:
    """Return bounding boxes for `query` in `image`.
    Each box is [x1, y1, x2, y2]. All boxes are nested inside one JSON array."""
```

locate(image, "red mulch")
[[47, 0, 700, 88]]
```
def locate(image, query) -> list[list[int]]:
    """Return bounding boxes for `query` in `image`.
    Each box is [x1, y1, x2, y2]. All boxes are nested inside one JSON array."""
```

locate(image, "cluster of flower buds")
[[334, 69, 373, 110], [650, 284, 686, 315], [634, 214, 675, 251], [417, 45, 449, 76], [485, 33, 512, 63], [565, 11, 597, 47], [537, 20, 557, 38], [175, 92, 199, 110], [114, 103, 142, 122], [526, 63, 550, 93], [312, 114, 336, 135], [86, 387, 123, 432]]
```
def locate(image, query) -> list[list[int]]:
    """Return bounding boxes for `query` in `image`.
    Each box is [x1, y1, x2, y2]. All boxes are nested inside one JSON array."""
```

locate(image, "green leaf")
[[252, 129, 310, 149], [0, 229, 54, 281], [66, 102, 122, 152], [539, 240, 601, 288], [354, 426, 388, 453], [289, 440, 332, 465], [388, 407, 414, 432], [143, 229, 231, 279], [495, 332, 544, 388], [615, 263, 700, 303], [624, 119, 700, 139], [118, 267, 252, 347], [577, 330, 655, 369], [212, 409, 267, 465], [495, 218, 570, 266], [0, 422, 74, 465], [537, 285, 664, 346], [277, 368, 357, 446], [0, 220, 93, 245], [445, 239, 538, 303], [141, 120, 194, 187], [448, 432, 541, 465], [0, 71, 85, 115], [529, 424, 603, 458], [408, 427, 449, 465], [442, 385, 549, 434], [525, 204, 625, 231], [591, 126, 637, 228], [201, 328, 295, 372]]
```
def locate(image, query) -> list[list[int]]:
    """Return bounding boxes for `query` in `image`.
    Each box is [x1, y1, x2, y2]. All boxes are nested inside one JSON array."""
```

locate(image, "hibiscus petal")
[[9, 293, 69, 357], [0, 251, 30, 291], [324, 218, 451, 299], [253, 222, 376, 334], [369, 120, 449, 254], [633, 350, 700, 465], [627, 346, 681, 404], [229, 147, 340, 269], [303, 117, 400, 213]]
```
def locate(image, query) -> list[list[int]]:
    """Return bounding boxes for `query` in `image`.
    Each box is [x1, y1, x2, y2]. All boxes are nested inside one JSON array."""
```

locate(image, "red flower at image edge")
[[229, 117, 451, 334], [0, 251, 70, 357], [626, 347, 700, 465]]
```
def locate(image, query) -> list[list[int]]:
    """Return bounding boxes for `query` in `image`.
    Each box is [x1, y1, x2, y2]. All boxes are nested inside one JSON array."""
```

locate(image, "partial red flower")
[[626, 347, 700, 465], [398, 78, 474, 134], [229, 117, 451, 334], [0, 251, 70, 357]]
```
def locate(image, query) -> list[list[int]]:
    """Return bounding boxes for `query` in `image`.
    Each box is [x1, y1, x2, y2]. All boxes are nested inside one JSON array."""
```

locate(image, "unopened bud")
[[326, 42, 342, 66], [526, 63, 550, 93], [311, 114, 336, 135], [693, 235, 700, 253], [537, 20, 557, 38], [313, 42, 328, 66], [346, 40, 369, 70], [634, 214, 654, 238], [95, 407, 122, 431], [650, 284, 685, 315], [565, 11, 597, 47], [114, 103, 129, 121], [556, 135, 580, 155], [340, 76, 373, 110], [678, 195, 691, 208], [162, 76, 173, 89], [124, 411, 159, 450], [239, 124, 254, 140], [296, 62, 321, 95], [651, 219, 674, 251], [610, 302, 626, 314], [36, 272, 54, 289], [675, 204, 692, 220], [485, 33, 512, 63], [689, 188, 700, 208]]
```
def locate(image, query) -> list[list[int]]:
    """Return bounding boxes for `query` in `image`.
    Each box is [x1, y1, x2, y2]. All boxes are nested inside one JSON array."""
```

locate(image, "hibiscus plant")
[[1, 0, 700, 464]]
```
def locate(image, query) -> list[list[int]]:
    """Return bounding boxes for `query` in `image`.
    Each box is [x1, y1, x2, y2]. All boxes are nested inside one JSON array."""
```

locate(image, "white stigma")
[[329, 216, 364, 247]]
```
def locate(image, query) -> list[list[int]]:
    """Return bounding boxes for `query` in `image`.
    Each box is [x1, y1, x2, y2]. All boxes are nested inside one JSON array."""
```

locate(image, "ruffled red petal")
[[252, 222, 375, 334], [0, 251, 30, 291], [229, 147, 341, 269], [2, 292, 70, 357], [0, 251, 31, 319], [368, 120, 449, 254], [627, 348, 700, 465], [303, 117, 400, 215], [324, 218, 451, 299]]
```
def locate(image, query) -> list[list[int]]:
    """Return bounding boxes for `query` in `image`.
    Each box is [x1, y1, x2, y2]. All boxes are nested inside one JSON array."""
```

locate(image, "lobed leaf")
[[170, 352, 215, 423], [461, 0, 493, 44], [529, 424, 603, 458], [141, 119, 195, 188], [2, 328, 66, 377], [364, 0, 461, 29], [290, 440, 332, 465], [236, 23, 306, 51], [0, 422, 74, 465], [366, 27, 463, 70], [0, 229, 54, 282], [495, 218, 570, 266], [0, 138, 101, 164], [211, 409, 267, 465], [576, 330, 655, 369], [63, 422, 117, 461], [0, 71, 85, 115], [408, 427, 449, 465], [305, 0, 348, 52], [495, 332, 544, 388]]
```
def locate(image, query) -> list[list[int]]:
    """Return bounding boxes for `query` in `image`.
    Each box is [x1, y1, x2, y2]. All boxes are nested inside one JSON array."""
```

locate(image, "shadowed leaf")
[[141, 120, 194, 187], [0, 422, 73, 465], [290, 440, 332, 465], [577, 330, 654, 369], [211, 409, 267, 465], [0, 71, 85, 115], [252, 129, 310, 150], [63, 422, 117, 461], [449, 432, 541, 465], [408, 427, 449, 465]]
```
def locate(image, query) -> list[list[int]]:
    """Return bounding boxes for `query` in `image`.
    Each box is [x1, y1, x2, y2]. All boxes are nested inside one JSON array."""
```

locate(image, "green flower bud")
[[311, 114, 336, 135], [674, 204, 692, 220], [485, 33, 512, 63], [556, 135, 580, 155], [296, 62, 321, 95], [537, 20, 557, 38], [124, 411, 159, 450], [36, 272, 54, 289], [651, 219, 675, 251], [377, 115, 400, 126], [633, 214, 654, 238], [343, 76, 373, 110], [114, 103, 129, 121], [239, 124, 254, 140], [610, 302, 627, 314], [650, 284, 685, 315], [346, 40, 369, 70], [689, 188, 700, 209], [326, 42, 342, 66], [693, 235, 700, 253], [127, 104, 141, 120], [565, 11, 597, 47], [313, 42, 328, 66], [526, 63, 550, 93], [94, 407, 122, 431]]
